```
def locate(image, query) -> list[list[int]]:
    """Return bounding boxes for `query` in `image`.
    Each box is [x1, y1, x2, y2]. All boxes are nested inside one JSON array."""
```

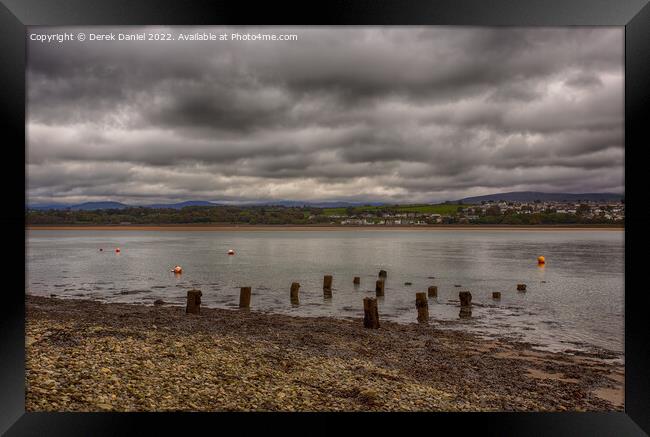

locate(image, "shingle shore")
[[26, 295, 623, 412]]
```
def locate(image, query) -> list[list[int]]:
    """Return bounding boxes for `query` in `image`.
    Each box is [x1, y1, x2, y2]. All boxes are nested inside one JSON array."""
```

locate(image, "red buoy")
[[115, 248, 121, 253]]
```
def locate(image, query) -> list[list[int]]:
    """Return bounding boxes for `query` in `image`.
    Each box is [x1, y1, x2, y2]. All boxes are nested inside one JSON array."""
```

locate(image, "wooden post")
[[363, 297, 380, 329], [239, 286, 252, 308], [517, 284, 527, 291], [353, 276, 361, 285], [459, 291, 472, 307], [416, 292, 429, 323], [375, 279, 385, 297], [186, 289, 202, 314], [378, 270, 387, 279], [323, 275, 333, 298], [492, 291, 501, 299], [459, 290, 472, 318], [290, 282, 300, 305], [427, 286, 438, 298]]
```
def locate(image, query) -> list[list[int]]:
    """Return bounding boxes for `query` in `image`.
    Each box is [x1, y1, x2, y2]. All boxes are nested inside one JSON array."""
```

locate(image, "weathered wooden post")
[[517, 284, 527, 291], [186, 289, 202, 314], [375, 279, 385, 297], [427, 286, 438, 298], [492, 291, 501, 299], [416, 292, 429, 323], [323, 275, 333, 298], [290, 282, 300, 305], [239, 286, 252, 308], [363, 297, 380, 329], [378, 270, 387, 279], [353, 276, 361, 285], [459, 290, 472, 318]]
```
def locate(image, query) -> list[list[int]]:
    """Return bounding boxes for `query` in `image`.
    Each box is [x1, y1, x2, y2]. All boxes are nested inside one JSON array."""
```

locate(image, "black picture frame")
[[2, 0, 648, 435]]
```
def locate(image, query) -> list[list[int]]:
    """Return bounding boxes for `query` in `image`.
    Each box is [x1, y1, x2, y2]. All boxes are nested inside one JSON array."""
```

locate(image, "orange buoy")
[[172, 265, 182, 274], [115, 248, 121, 253], [537, 255, 545, 265], [227, 249, 235, 255]]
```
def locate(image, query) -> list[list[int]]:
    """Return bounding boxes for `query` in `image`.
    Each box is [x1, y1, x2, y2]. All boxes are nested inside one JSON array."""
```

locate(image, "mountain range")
[[27, 201, 215, 210], [27, 192, 624, 211], [27, 200, 385, 211]]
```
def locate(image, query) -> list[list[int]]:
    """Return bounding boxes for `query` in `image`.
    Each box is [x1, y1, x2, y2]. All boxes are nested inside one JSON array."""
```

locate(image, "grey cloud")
[[26, 26, 624, 204], [564, 72, 604, 89]]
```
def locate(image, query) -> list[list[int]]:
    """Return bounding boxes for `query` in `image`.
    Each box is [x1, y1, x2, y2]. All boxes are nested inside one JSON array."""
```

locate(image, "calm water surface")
[[26, 229, 624, 355]]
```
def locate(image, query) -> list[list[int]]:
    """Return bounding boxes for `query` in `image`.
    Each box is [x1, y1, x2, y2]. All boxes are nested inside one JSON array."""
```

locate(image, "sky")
[[27, 26, 624, 205]]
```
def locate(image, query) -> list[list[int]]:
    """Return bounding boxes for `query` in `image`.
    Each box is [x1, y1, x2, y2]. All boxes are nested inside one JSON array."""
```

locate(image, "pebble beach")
[[25, 295, 624, 412]]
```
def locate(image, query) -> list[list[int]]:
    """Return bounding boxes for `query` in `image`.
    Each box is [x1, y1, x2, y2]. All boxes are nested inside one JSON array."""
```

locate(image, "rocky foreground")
[[26, 295, 624, 412]]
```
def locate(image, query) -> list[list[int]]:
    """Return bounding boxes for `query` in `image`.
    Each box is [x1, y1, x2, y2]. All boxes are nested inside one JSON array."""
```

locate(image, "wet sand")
[[26, 224, 624, 232], [26, 296, 624, 412]]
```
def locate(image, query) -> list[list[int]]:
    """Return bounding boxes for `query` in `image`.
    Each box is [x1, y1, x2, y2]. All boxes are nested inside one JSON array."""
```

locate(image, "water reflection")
[[26, 229, 624, 354]]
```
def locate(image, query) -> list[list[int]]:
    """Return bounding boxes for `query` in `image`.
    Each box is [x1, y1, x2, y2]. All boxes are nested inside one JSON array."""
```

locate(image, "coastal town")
[[26, 199, 625, 227], [319, 200, 625, 226]]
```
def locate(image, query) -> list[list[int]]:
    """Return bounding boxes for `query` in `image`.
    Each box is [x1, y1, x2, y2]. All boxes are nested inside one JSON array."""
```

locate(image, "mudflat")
[[26, 296, 623, 412]]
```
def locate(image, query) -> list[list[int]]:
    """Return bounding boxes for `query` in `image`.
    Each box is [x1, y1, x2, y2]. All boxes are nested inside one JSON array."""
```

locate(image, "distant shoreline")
[[26, 224, 624, 231]]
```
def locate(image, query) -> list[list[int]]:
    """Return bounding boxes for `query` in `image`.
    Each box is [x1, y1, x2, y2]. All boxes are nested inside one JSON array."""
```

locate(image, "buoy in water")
[[227, 249, 235, 255], [99, 248, 103, 252], [537, 255, 545, 265], [115, 248, 121, 253], [172, 265, 183, 274]]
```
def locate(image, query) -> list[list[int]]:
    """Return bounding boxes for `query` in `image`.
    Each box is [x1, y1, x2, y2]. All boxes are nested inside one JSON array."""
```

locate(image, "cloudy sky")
[[27, 27, 624, 205]]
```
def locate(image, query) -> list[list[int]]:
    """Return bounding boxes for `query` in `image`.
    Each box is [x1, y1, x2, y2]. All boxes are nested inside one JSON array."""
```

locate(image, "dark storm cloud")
[[27, 27, 624, 204]]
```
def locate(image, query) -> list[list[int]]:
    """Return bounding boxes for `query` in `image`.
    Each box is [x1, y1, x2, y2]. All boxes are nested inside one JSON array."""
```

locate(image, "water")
[[26, 229, 624, 355]]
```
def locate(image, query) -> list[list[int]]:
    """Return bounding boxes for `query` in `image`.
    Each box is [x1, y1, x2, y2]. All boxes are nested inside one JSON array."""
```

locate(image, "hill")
[[27, 200, 384, 210], [69, 202, 129, 210], [146, 201, 220, 209], [458, 192, 623, 203]]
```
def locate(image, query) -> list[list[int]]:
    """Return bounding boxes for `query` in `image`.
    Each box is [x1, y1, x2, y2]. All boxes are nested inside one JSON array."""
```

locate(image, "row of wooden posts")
[[185, 271, 529, 329]]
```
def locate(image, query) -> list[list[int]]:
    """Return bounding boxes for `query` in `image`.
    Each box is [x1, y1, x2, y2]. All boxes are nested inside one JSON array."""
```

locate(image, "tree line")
[[26, 206, 318, 225], [25, 205, 622, 225]]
